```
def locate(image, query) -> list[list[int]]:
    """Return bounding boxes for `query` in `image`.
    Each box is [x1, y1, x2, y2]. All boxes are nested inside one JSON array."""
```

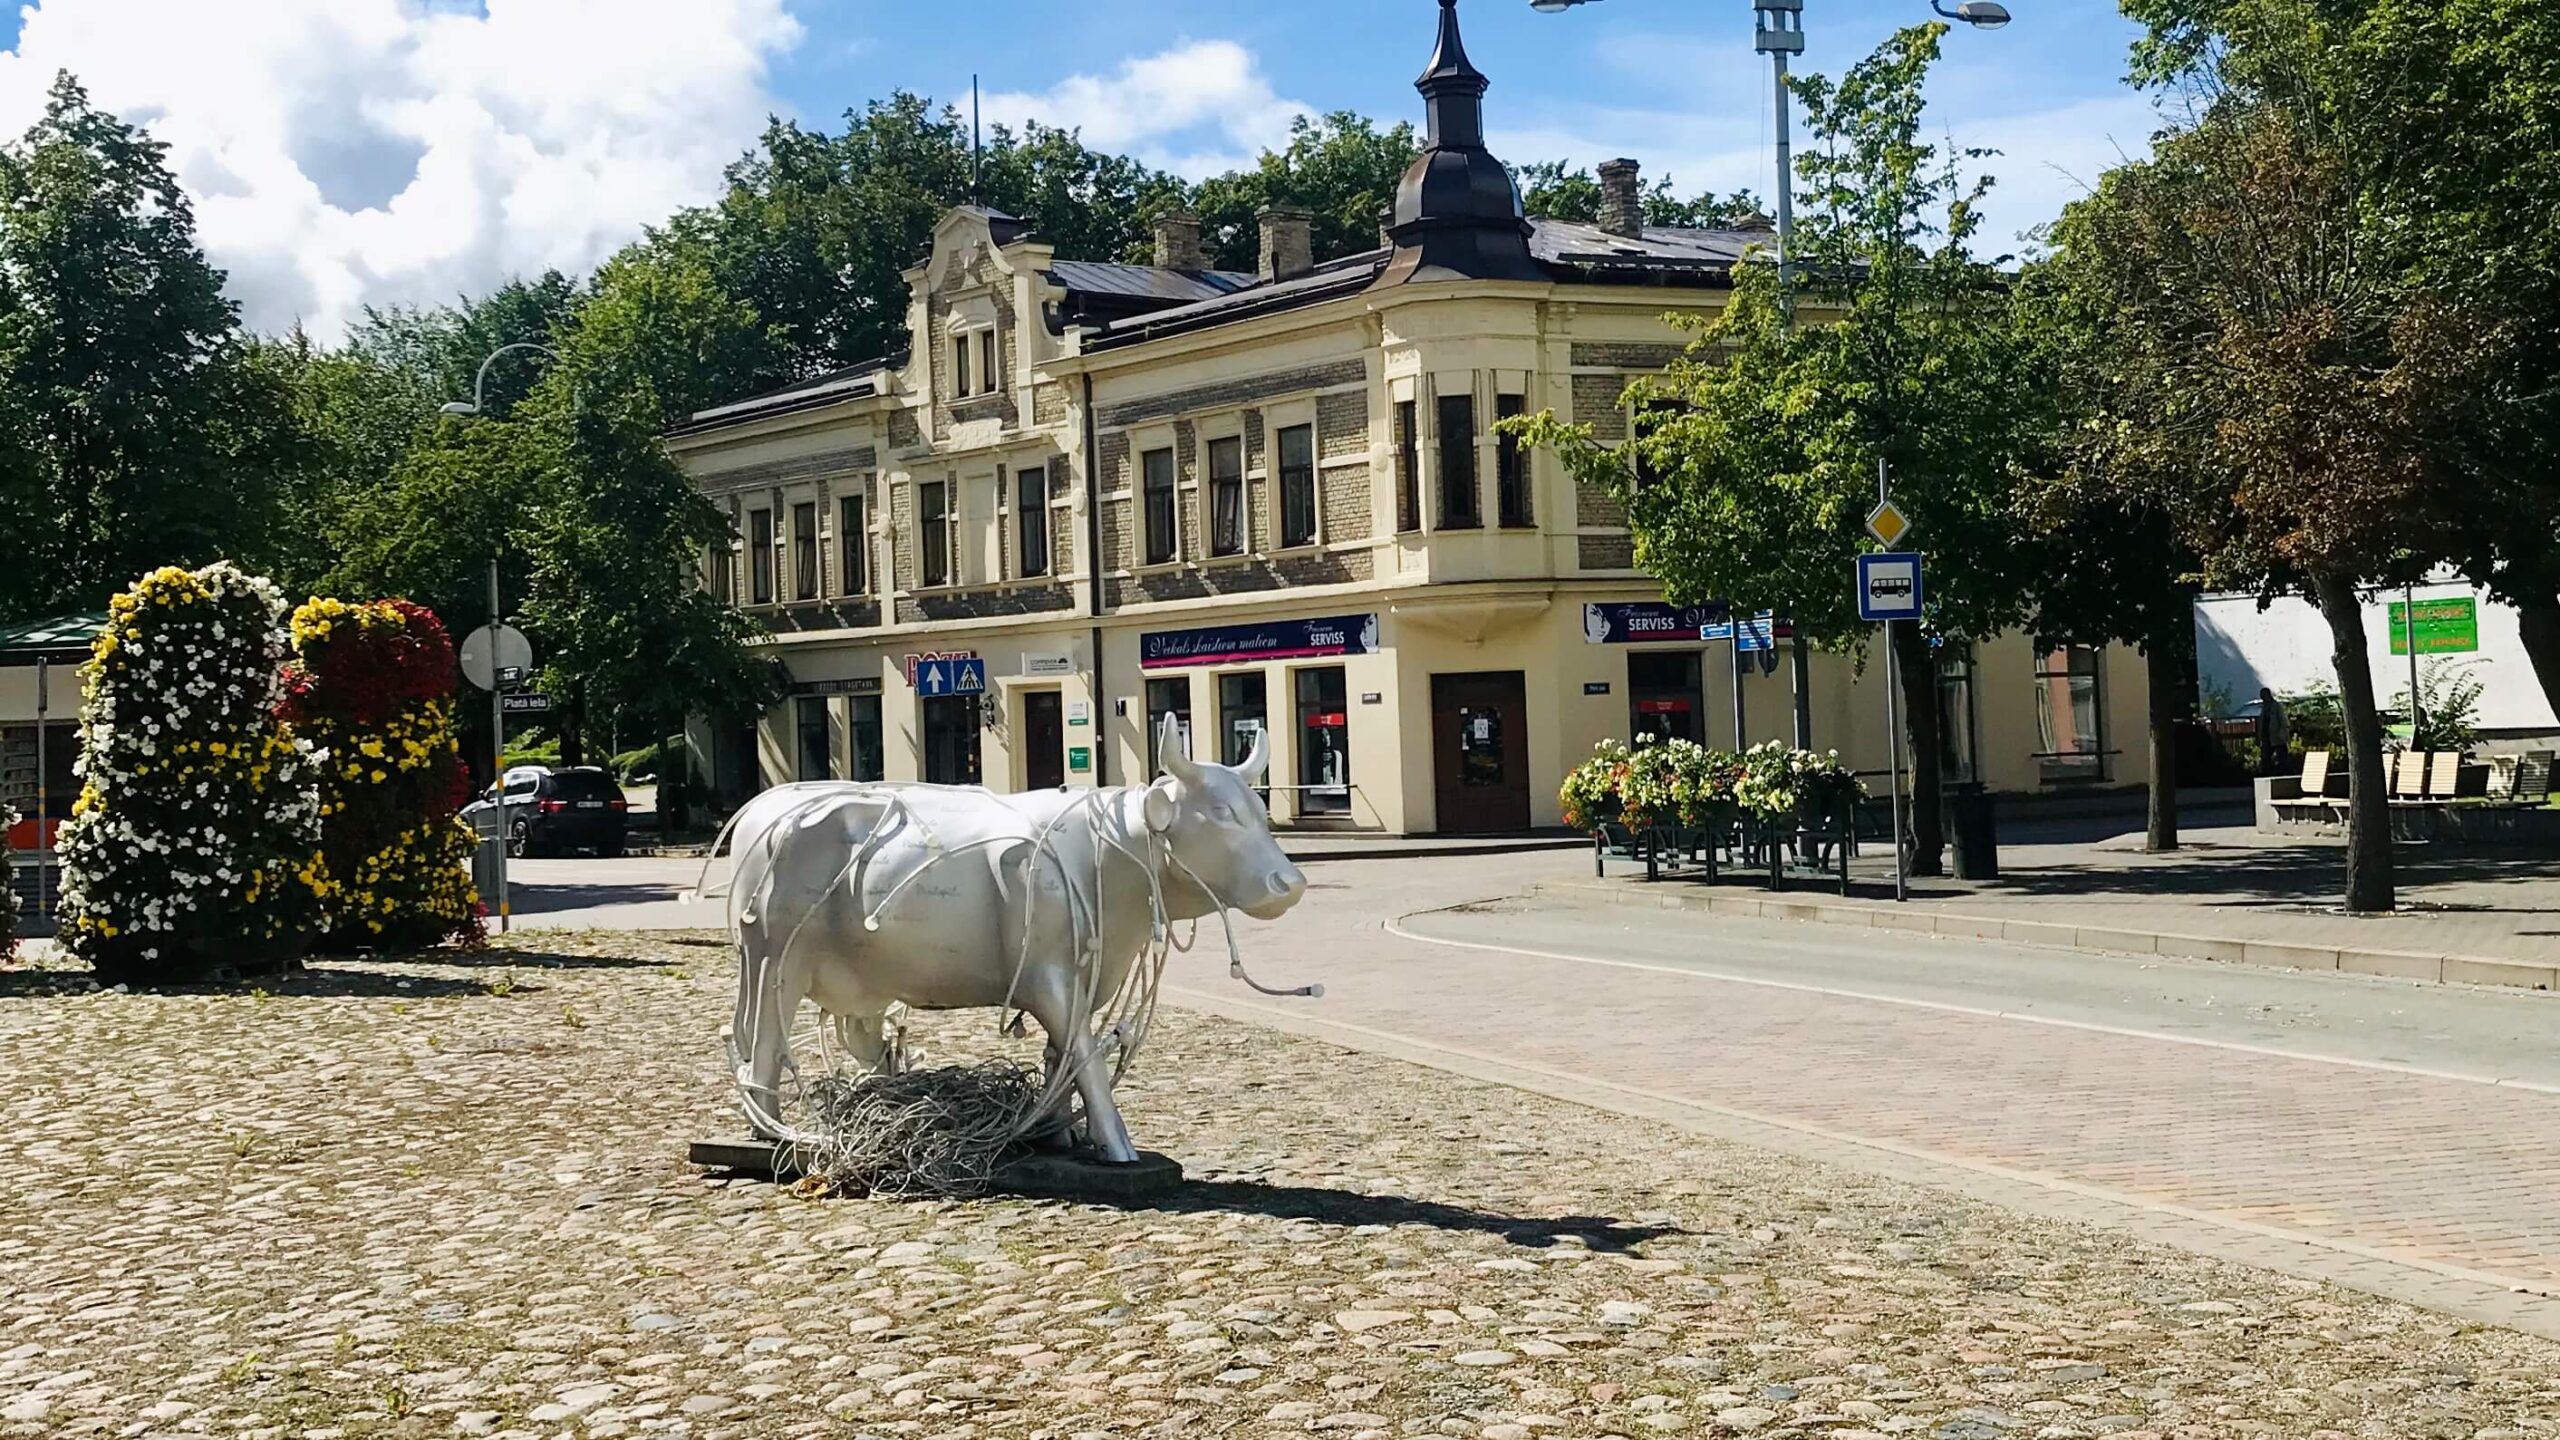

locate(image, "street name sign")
[[1857, 553, 1924, 622], [500, 693, 553, 715]]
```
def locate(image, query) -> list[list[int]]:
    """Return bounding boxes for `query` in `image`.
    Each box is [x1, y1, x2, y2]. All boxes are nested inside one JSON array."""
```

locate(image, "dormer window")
[[952, 336, 972, 397], [947, 295, 1002, 399], [979, 330, 1000, 393]]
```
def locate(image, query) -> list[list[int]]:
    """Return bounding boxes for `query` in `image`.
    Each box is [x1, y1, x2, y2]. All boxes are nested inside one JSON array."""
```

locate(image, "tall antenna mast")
[[971, 74, 983, 203]]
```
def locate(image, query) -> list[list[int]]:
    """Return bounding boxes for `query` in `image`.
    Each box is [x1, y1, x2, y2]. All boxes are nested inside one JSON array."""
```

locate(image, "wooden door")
[[1430, 671, 1531, 834]]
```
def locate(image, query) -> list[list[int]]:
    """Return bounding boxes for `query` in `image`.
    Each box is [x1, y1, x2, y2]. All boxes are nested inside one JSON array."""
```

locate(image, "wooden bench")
[[2271, 749, 2347, 825], [2487, 751, 2554, 808]]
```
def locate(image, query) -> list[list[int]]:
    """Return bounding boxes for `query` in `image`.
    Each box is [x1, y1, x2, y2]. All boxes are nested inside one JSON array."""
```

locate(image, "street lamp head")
[[439, 400, 481, 417], [1942, 0, 2011, 27], [1528, 0, 1590, 13]]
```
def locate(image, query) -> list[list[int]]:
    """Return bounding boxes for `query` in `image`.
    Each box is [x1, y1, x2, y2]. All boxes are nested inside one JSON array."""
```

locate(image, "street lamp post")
[[442, 341, 564, 937], [1529, 0, 2009, 752]]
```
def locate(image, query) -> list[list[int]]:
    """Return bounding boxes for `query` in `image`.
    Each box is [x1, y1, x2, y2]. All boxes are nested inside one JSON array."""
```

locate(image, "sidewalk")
[[1569, 817, 2560, 990]]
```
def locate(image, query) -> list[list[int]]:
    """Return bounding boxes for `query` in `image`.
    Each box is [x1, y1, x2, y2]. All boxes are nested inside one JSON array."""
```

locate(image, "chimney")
[[1598, 158, 1644, 239], [1257, 206, 1314, 282], [1152, 208, 1204, 272]]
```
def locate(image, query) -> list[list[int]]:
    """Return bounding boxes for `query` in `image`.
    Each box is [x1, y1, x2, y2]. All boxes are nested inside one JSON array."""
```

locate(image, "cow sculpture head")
[[1145, 713, 1307, 921]]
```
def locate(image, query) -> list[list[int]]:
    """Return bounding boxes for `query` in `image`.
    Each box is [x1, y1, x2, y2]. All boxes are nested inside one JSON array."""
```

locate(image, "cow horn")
[[1238, 724, 1269, 784], [1158, 712, 1200, 781]]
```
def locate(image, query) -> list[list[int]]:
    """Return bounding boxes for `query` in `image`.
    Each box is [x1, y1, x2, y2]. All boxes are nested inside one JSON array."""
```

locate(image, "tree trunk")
[[561, 680, 588, 769], [2311, 572, 2395, 913], [2516, 590, 2560, 725], [1891, 620, 1947, 878], [2145, 640, 2181, 853]]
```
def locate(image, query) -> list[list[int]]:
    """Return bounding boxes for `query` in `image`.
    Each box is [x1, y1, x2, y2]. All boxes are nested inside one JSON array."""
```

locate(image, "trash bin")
[[471, 834, 506, 914], [1947, 782, 1999, 880]]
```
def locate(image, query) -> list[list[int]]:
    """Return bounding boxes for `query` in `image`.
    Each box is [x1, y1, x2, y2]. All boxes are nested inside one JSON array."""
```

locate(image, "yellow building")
[[671, 0, 2147, 833]]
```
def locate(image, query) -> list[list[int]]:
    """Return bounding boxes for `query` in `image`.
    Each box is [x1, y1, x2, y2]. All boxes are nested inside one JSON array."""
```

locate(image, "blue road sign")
[[1736, 612, 1777, 653], [951, 658, 989, 695], [915, 659, 952, 696], [1857, 553, 1924, 622]]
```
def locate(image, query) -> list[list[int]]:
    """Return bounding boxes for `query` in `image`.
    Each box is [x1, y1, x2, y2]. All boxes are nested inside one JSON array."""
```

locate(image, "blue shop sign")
[[1140, 613, 1382, 670], [1582, 601, 1732, 645]]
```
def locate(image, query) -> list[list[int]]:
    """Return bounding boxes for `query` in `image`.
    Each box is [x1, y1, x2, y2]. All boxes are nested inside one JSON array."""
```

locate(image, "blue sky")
[[770, 0, 2162, 254], [0, 0, 2159, 337]]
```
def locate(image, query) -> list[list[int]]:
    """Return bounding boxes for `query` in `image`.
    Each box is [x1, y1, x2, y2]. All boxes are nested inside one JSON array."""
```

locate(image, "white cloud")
[[0, 0, 804, 340], [982, 40, 1312, 180]]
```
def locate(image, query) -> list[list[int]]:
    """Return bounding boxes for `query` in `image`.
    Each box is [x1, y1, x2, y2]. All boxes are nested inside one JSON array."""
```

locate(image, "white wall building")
[[2194, 582, 2560, 739]]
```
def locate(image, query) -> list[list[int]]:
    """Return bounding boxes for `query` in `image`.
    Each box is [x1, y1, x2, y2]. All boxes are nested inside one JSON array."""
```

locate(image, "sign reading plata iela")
[[1139, 614, 1380, 670], [2387, 597, 2480, 655]]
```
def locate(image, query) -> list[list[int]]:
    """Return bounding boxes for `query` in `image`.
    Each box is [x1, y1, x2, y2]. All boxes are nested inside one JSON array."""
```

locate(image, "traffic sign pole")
[[2403, 584, 2423, 744], [485, 560, 507, 936], [1879, 459, 1907, 904], [1731, 622, 1747, 750]]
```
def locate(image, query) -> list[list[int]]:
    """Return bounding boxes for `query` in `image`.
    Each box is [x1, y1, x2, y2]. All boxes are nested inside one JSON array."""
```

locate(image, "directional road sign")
[[1857, 553, 1925, 622], [914, 657, 990, 698], [1734, 612, 1777, 653], [459, 624, 534, 692]]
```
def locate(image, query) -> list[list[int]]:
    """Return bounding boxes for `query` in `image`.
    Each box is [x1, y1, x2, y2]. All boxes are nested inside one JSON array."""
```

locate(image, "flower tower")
[[56, 564, 324, 980], [282, 598, 480, 949]]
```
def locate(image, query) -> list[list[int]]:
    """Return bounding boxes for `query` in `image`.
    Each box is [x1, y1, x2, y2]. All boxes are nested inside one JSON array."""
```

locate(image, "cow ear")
[[1143, 777, 1180, 833]]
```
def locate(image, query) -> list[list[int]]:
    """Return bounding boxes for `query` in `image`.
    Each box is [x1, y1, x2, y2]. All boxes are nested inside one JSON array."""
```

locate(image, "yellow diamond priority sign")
[[1866, 499, 1914, 548]]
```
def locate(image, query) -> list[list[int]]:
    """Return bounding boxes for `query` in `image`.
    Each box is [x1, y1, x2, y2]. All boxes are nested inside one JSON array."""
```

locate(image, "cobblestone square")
[[3, 933, 2556, 1440]]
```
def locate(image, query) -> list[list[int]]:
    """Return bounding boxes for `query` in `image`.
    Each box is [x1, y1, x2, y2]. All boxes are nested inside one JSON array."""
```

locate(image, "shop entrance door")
[[922, 696, 982, 786], [1023, 691, 1066, 790], [1430, 671, 1531, 834]]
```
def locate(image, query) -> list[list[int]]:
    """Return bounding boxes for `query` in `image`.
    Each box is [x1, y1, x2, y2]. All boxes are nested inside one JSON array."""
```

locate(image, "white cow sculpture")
[[717, 716, 1308, 1165]]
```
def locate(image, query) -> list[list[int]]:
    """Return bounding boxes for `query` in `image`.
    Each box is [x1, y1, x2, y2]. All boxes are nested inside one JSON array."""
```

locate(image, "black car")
[[463, 767, 629, 858]]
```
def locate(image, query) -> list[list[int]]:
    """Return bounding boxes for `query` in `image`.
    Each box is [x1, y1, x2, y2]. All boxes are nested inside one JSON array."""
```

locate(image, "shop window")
[[850, 694, 884, 782], [1295, 666, 1351, 815], [1208, 436, 1245, 557], [1437, 393, 1480, 529], [1142, 447, 1177, 565], [1496, 393, 1531, 527], [1278, 423, 1317, 549], [1395, 400, 1420, 533], [919, 481, 950, 587], [1145, 676, 1193, 776], [796, 697, 835, 781], [1627, 650, 1703, 745], [792, 501, 819, 600], [748, 507, 774, 604], [2035, 644, 2106, 783], [838, 493, 868, 595], [1219, 671, 1269, 803], [1017, 466, 1050, 578]]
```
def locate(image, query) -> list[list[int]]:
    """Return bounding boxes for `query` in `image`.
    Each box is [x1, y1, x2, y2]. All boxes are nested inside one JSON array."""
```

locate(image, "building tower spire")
[[1377, 0, 1543, 287]]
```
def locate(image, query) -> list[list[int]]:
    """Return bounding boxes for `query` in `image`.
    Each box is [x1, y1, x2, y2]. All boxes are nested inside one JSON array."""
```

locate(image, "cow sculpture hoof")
[[988, 1148, 1185, 1201]]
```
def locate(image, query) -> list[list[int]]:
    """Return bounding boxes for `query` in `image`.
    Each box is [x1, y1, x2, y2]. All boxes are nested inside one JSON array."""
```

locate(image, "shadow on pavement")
[[503, 880, 690, 917], [1070, 1178, 1685, 1252]]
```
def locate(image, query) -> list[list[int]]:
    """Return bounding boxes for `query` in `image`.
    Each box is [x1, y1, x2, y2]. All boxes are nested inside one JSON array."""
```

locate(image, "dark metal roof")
[[670, 356, 901, 436], [1531, 217, 1774, 273], [1043, 261, 1256, 304], [1089, 251, 1390, 351]]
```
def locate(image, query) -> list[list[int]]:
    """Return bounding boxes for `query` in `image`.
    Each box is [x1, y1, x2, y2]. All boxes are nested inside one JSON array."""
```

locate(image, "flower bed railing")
[[1564, 737, 1867, 893]]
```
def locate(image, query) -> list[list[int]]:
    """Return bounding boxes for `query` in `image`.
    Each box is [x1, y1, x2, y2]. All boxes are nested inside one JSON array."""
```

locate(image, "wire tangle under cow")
[[712, 781, 1216, 1181]]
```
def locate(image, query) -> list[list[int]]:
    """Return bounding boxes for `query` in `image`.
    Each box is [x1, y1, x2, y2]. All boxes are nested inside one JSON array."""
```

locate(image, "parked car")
[[463, 766, 629, 858]]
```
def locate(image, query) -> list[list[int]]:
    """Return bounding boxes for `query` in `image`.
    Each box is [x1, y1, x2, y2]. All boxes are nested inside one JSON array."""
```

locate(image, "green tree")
[[0, 74, 291, 618], [1505, 26, 2044, 874], [2044, 62, 2504, 911], [2119, 0, 2560, 726], [1189, 113, 1419, 271]]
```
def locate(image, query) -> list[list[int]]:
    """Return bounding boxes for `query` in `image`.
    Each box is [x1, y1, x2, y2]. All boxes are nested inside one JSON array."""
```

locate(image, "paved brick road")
[[1162, 852, 2560, 1337]]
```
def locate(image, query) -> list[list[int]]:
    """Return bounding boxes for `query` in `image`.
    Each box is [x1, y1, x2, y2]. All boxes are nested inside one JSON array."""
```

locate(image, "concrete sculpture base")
[[686, 1137, 1185, 1200]]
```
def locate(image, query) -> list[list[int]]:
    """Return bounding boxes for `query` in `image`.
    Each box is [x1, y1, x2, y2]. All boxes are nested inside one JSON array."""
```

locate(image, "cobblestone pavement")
[[4, 935, 2559, 1440]]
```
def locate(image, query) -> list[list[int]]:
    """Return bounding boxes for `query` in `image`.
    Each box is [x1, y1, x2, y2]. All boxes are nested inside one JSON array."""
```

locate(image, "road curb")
[[1542, 879, 2560, 994]]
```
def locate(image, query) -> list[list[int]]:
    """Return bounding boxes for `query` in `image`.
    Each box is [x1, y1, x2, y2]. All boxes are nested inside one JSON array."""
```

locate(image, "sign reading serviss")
[[1583, 601, 1732, 645], [1140, 614, 1381, 670]]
